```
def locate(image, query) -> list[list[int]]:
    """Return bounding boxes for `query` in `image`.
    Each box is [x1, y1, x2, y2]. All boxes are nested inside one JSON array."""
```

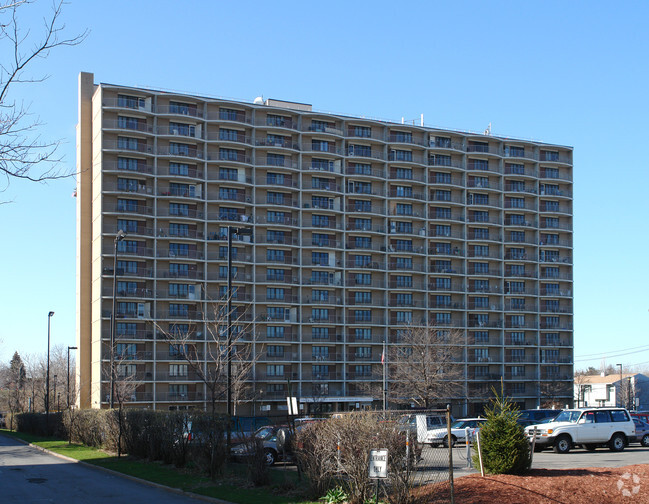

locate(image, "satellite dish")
[[253, 96, 264, 105]]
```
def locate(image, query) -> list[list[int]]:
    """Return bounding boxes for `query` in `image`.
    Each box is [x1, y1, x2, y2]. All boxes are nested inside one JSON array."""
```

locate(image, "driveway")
[[0, 434, 208, 504]]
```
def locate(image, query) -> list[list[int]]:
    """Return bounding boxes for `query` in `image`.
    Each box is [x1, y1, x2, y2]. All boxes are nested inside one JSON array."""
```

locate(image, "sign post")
[[368, 448, 388, 504]]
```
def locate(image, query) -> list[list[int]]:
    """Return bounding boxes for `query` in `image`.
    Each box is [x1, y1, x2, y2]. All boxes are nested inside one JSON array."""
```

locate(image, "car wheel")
[[442, 435, 457, 448], [642, 434, 649, 448], [264, 448, 277, 466], [553, 434, 571, 454], [609, 433, 625, 452], [584, 444, 597, 451]]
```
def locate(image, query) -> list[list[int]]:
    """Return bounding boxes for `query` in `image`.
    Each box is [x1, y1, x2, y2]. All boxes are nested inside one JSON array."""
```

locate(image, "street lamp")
[[617, 363, 623, 408], [53, 375, 57, 412], [46, 311, 54, 429], [67, 346, 78, 409], [226, 225, 251, 450], [110, 229, 127, 409]]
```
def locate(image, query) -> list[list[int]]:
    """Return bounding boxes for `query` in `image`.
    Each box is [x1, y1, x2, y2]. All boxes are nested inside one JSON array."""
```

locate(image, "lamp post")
[[67, 346, 78, 409], [110, 230, 127, 409], [46, 311, 54, 429], [616, 363, 623, 408], [226, 225, 251, 451], [53, 375, 57, 412]]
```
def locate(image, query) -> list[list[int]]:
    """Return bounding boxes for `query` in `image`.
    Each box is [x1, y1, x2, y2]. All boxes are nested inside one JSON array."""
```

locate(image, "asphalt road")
[[0, 434, 206, 504], [448, 443, 649, 475]]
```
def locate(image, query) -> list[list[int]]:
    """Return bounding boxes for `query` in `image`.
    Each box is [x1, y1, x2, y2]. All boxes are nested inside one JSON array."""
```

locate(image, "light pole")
[[616, 363, 623, 408], [53, 375, 57, 412], [226, 225, 251, 450], [67, 346, 78, 409], [110, 230, 127, 409], [46, 311, 54, 429]]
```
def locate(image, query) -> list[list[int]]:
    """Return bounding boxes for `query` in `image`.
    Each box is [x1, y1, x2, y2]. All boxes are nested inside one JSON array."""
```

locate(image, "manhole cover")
[[27, 478, 47, 484]]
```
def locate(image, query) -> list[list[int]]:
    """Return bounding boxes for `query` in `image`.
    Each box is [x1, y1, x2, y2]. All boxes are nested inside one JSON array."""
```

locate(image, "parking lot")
[[451, 444, 649, 475]]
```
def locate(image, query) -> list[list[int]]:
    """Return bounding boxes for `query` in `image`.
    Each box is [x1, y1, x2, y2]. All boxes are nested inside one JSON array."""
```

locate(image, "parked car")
[[630, 418, 649, 447], [631, 412, 649, 424], [517, 409, 561, 428], [526, 407, 636, 454], [230, 425, 288, 466], [421, 418, 486, 447]]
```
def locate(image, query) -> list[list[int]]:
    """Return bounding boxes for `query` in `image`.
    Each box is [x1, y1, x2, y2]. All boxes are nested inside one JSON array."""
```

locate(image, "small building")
[[574, 373, 649, 410]]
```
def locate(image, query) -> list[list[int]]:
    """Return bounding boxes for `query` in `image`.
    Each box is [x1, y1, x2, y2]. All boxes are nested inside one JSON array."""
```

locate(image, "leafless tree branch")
[[0, 0, 88, 186]]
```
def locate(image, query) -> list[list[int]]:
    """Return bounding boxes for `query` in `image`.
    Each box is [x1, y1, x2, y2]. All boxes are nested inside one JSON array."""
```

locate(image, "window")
[[473, 262, 489, 274], [354, 310, 372, 322], [263, 153, 286, 167], [266, 229, 285, 243], [353, 218, 372, 230], [312, 308, 330, 321], [267, 364, 285, 377], [507, 281, 525, 294], [396, 311, 413, 323], [354, 273, 371, 285], [219, 108, 243, 121], [312, 196, 333, 209], [266, 326, 285, 339], [509, 264, 526, 276], [510, 298, 526, 310], [169, 203, 189, 216], [435, 312, 451, 324], [169, 283, 190, 297], [266, 172, 284, 185], [352, 200, 372, 212], [266, 287, 285, 300], [312, 140, 332, 152], [508, 197, 525, 208], [312, 289, 329, 302], [312, 364, 329, 377], [267, 211, 286, 224], [349, 180, 371, 194], [117, 198, 139, 212], [469, 159, 489, 170], [544, 217, 559, 228], [395, 167, 413, 179], [267, 345, 285, 357], [354, 291, 372, 304], [312, 251, 329, 266], [395, 185, 412, 197], [169, 303, 190, 317], [169, 364, 188, 377], [351, 125, 371, 137], [311, 271, 331, 284], [434, 277, 451, 289], [396, 293, 412, 306], [391, 150, 412, 162], [474, 348, 489, 361], [473, 210, 489, 222], [351, 162, 372, 174], [395, 257, 412, 269], [395, 239, 412, 251], [353, 254, 371, 267], [116, 322, 137, 336], [354, 236, 371, 249], [117, 219, 139, 233], [510, 231, 525, 242], [170, 122, 195, 137], [473, 331, 489, 343], [266, 249, 285, 262], [170, 162, 190, 176], [393, 221, 413, 233], [543, 167, 559, 178], [267, 268, 286, 281], [312, 233, 332, 246], [355, 347, 372, 359], [349, 144, 371, 157], [313, 346, 330, 359], [472, 227, 489, 239], [507, 163, 525, 174], [473, 296, 489, 308], [396, 203, 413, 215], [469, 193, 489, 205], [354, 365, 372, 377], [313, 177, 334, 190], [435, 225, 451, 237], [118, 94, 145, 109], [312, 214, 331, 227], [433, 171, 452, 183], [267, 114, 289, 127], [312, 327, 330, 339], [268, 134, 287, 146], [355, 328, 372, 340], [510, 315, 525, 327], [267, 192, 285, 205], [474, 245, 489, 257], [391, 131, 413, 143], [506, 146, 525, 157], [116, 260, 139, 276], [118, 157, 142, 171]]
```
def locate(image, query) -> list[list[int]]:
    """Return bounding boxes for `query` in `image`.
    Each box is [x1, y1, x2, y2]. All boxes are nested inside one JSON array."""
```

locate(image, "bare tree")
[[388, 325, 465, 409], [539, 380, 572, 409], [0, 0, 87, 188]]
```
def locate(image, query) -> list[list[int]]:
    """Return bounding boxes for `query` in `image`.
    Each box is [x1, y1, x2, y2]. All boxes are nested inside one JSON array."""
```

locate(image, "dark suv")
[[517, 409, 561, 428]]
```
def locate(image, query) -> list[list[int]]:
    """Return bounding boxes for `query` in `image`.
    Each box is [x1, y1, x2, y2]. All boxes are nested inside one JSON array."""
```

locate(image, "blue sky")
[[1, 0, 648, 372]]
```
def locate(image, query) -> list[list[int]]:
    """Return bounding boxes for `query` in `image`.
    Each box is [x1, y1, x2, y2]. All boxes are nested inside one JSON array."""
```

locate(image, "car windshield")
[[552, 410, 581, 423], [255, 427, 276, 439], [451, 420, 478, 429]]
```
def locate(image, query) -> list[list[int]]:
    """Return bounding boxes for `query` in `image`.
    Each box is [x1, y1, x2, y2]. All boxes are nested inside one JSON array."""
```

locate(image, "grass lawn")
[[0, 429, 318, 504]]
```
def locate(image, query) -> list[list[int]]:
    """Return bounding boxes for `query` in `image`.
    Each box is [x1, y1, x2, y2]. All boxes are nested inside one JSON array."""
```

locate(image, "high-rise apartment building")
[[76, 72, 573, 415]]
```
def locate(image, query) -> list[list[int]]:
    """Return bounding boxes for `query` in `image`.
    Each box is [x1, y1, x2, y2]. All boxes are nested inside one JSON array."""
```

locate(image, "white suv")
[[526, 408, 635, 454]]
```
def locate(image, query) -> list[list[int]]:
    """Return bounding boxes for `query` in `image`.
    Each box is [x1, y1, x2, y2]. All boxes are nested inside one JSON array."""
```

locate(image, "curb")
[[1, 433, 234, 504]]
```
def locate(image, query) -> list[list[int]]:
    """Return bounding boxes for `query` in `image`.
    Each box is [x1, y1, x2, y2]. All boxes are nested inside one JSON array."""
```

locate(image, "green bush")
[[473, 391, 531, 475]]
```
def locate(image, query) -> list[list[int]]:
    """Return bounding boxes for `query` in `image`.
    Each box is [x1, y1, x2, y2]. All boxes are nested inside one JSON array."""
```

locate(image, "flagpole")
[[382, 336, 387, 412]]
